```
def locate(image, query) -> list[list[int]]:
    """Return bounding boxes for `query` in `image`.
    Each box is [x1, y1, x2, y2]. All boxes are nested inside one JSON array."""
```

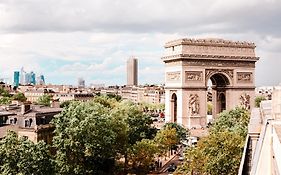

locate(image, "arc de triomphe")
[[162, 38, 259, 128]]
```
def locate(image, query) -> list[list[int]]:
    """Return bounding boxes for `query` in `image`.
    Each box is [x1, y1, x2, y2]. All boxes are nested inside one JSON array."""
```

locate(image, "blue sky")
[[0, 0, 281, 86]]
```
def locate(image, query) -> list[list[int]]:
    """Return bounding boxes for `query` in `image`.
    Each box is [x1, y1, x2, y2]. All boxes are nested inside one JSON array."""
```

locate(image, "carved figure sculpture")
[[240, 93, 250, 110], [189, 94, 200, 115]]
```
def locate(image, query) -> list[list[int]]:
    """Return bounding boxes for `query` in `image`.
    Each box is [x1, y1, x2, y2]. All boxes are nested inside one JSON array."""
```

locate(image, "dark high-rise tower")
[[127, 57, 138, 86], [13, 71, 20, 87]]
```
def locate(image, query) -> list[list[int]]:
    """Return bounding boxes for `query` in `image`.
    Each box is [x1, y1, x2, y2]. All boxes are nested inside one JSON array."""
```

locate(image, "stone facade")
[[0, 104, 62, 143], [163, 38, 259, 128]]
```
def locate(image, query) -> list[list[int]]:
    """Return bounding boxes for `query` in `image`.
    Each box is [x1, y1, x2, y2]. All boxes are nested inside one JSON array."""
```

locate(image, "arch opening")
[[207, 73, 230, 122], [209, 73, 230, 87]]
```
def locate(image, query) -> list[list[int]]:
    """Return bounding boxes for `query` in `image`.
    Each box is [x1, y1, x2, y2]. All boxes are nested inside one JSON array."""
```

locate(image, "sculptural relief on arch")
[[162, 38, 259, 129]]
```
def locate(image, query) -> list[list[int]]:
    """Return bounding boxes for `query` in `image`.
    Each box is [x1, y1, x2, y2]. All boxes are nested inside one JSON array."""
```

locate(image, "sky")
[[0, 0, 280, 86]]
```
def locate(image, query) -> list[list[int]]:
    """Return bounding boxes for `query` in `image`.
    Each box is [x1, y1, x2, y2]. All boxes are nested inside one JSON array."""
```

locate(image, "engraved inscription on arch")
[[182, 60, 255, 68], [166, 71, 181, 82], [185, 71, 203, 82], [237, 72, 253, 83]]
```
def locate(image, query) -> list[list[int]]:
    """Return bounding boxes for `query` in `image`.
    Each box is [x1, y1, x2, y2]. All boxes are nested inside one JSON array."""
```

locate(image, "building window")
[[25, 120, 29, 127], [25, 119, 32, 127], [10, 119, 14, 124]]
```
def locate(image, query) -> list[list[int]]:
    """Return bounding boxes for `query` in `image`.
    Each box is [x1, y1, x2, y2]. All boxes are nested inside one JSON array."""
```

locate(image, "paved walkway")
[[149, 148, 182, 174]]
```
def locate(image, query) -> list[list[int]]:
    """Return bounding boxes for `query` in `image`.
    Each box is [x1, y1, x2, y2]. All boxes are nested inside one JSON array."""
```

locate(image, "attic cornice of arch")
[[164, 38, 256, 49], [162, 54, 259, 62]]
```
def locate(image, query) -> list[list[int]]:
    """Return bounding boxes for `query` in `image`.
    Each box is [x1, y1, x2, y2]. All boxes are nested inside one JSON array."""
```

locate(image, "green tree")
[[177, 107, 250, 175], [93, 95, 118, 109], [106, 93, 122, 101], [0, 131, 54, 175], [0, 87, 11, 97], [0, 97, 11, 105], [12, 92, 27, 102], [59, 100, 78, 108], [37, 94, 51, 106], [51, 101, 119, 175], [163, 122, 188, 141], [128, 139, 159, 174], [211, 107, 250, 137], [154, 127, 178, 156], [177, 131, 245, 175], [110, 101, 156, 173], [255, 95, 266, 107]]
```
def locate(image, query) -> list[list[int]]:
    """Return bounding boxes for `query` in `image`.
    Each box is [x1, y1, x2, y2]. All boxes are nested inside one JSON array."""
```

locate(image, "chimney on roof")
[[21, 103, 31, 114]]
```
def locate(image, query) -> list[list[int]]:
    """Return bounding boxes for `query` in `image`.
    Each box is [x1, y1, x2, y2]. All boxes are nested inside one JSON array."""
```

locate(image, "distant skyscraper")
[[20, 67, 26, 85], [78, 78, 85, 88], [36, 75, 45, 85], [127, 57, 138, 86], [30, 71, 36, 85], [24, 73, 30, 84], [13, 71, 20, 87], [24, 71, 36, 85]]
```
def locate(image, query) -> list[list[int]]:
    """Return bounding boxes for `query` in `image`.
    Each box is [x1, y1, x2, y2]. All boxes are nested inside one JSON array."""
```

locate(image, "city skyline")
[[0, 0, 281, 86]]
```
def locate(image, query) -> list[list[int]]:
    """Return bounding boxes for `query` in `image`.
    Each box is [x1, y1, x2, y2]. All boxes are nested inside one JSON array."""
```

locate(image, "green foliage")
[[0, 88, 11, 104], [0, 97, 169, 174], [12, 92, 27, 102], [59, 100, 77, 108], [177, 107, 250, 175], [163, 122, 188, 141], [154, 127, 178, 155], [128, 139, 159, 173], [0, 131, 55, 175], [111, 101, 155, 145], [211, 107, 250, 137], [0, 88, 11, 97], [110, 100, 157, 173], [93, 95, 118, 108], [255, 95, 266, 107], [0, 97, 11, 105], [37, 94, 51, 106], [178, 131, 245, 175], [51, 101, 118, 174], [139, 102, 164, 112], [52, 98, 157, 174], [106, 93, 122, 101]]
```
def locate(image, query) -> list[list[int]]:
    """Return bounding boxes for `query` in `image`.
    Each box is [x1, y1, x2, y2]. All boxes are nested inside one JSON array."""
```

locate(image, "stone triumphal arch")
[[162, 38, 259, 128]]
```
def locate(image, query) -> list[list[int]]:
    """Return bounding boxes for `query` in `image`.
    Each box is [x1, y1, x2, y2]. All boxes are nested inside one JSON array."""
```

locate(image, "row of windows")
[[9, 118, 33, 127], [8, 116, 50, 127]]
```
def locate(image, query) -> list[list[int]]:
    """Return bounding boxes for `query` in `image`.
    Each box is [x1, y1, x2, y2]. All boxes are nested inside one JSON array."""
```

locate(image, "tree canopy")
[[177, 107, 250, 175], [0, 131, 54, 175], [128, 139, 159, 174], [51, 101, 118, 175], [255, 95, 266, 107], [0, 97, 11, 105], [0, 88, 11, 97], [37, 94, 51, 106], [0, 96, 168, 174], [163, 122, 188, 141], [51, 98, 158, 174], [12, 92, 27, 102]]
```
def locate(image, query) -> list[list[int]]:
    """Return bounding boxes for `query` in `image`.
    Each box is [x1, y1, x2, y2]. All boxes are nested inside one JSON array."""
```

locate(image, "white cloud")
[[0, 0, 280, 86]]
